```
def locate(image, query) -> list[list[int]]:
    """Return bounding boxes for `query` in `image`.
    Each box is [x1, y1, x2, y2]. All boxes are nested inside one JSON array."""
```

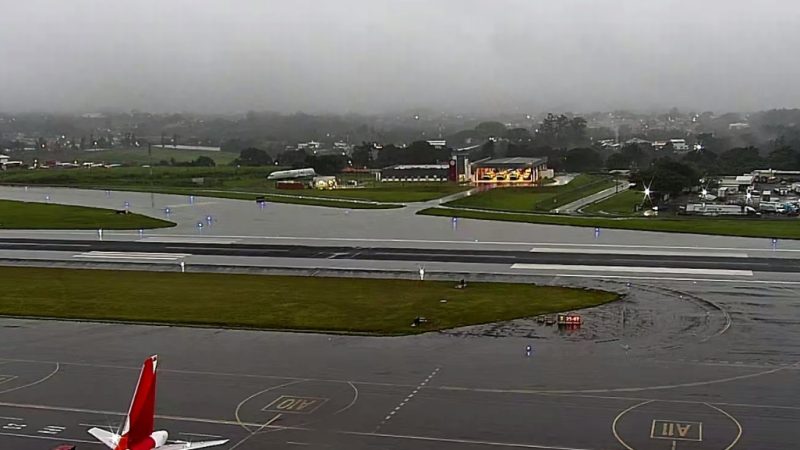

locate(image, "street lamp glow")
[[643, 187, 651, 197], [701, 188, 708, 196]]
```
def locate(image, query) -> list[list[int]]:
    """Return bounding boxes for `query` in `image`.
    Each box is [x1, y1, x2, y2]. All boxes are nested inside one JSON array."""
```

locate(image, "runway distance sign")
[[557, 313, 582, 326]]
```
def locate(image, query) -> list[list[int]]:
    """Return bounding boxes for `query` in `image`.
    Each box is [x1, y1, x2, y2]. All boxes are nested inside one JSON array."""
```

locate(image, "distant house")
[[658, 139, 689, 153], [426, 139, 447, 149], [624, 138, 652, 146], [729, 122, 750, 131], [332, 141, 351, 154], [297, 141, 322, 151]]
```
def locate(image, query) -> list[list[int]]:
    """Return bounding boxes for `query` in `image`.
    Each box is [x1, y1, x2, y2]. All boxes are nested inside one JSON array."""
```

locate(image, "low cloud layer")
[[2, 0, 799, 114]]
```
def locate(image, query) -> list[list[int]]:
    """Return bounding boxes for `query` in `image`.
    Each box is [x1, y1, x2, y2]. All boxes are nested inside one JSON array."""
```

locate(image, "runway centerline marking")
[[73, 251, 191, 261], [510, 263, 754, 277], [534, 273, 800, 285], [530, 247, 749, 258], [8, 231, 800, 255]]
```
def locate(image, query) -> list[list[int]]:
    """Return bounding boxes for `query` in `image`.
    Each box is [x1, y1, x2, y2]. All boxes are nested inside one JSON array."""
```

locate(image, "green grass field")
[[0, 268, 618, 334], [0, 167, 467, 207], [446, 174, 615, 212], [0, 200, 173, 229], [420, 207, 800, 239], [12, 147, 239, 166], [583, 189, 644, 215]]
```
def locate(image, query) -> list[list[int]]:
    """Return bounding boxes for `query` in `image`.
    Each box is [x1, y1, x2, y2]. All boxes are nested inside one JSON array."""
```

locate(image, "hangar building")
[[471, 157, 551, 184]]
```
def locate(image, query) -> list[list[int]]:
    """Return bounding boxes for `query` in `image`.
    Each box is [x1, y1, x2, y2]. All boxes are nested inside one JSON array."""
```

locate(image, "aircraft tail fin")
[[121, 355, 158, 444]]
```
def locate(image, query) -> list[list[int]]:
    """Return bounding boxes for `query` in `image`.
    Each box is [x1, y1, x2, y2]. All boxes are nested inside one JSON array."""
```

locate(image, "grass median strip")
[[420, 206, 800, 240], [582, 189, 643, 215], [0, 200, 174, 229], [0, 267, 618, 334], [446, 174, 615, 212]]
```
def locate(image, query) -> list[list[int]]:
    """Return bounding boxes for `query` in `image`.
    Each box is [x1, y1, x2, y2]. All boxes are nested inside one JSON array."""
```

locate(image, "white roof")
[[389, 164, 449, 170]]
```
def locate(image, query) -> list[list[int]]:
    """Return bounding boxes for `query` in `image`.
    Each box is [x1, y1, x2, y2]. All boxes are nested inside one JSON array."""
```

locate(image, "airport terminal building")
[[471, 157, 551, 184]]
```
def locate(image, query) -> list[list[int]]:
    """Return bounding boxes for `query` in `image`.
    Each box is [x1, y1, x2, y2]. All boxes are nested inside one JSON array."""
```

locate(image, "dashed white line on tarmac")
[[375, 367, 440, 432]]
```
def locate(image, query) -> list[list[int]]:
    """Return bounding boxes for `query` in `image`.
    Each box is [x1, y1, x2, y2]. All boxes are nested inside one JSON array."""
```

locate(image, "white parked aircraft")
[[266, 167, 316, 180]]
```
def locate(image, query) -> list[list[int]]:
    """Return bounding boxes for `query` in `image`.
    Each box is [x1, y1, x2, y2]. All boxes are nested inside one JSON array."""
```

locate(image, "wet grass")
[[446, 174, 615, 212], [0, 267, 618, 335], [0, 167, 467, 207], [420, 207, 800, 240], [583, 189, 643, 215], [0, 200, 173, 229]]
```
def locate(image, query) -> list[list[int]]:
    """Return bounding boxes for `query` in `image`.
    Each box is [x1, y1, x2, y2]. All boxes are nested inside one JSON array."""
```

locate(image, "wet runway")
[[0, 278, 798, 450], [0, 237, 795, 274], [2, 185, 800, 253]]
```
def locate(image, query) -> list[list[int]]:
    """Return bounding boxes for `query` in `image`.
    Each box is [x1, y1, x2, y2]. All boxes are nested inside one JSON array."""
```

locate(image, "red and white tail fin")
[[121, 355, 158, 444], [89, 355, 228, 450], [88, 355, 158, 450]]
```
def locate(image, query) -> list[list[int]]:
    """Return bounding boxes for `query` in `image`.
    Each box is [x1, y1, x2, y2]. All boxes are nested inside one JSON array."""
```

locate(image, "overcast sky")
[[1, 0, 799, 114]]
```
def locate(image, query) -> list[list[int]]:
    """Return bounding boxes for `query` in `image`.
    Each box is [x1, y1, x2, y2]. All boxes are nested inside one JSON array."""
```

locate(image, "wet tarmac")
[[0, 276, 797, 450]]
